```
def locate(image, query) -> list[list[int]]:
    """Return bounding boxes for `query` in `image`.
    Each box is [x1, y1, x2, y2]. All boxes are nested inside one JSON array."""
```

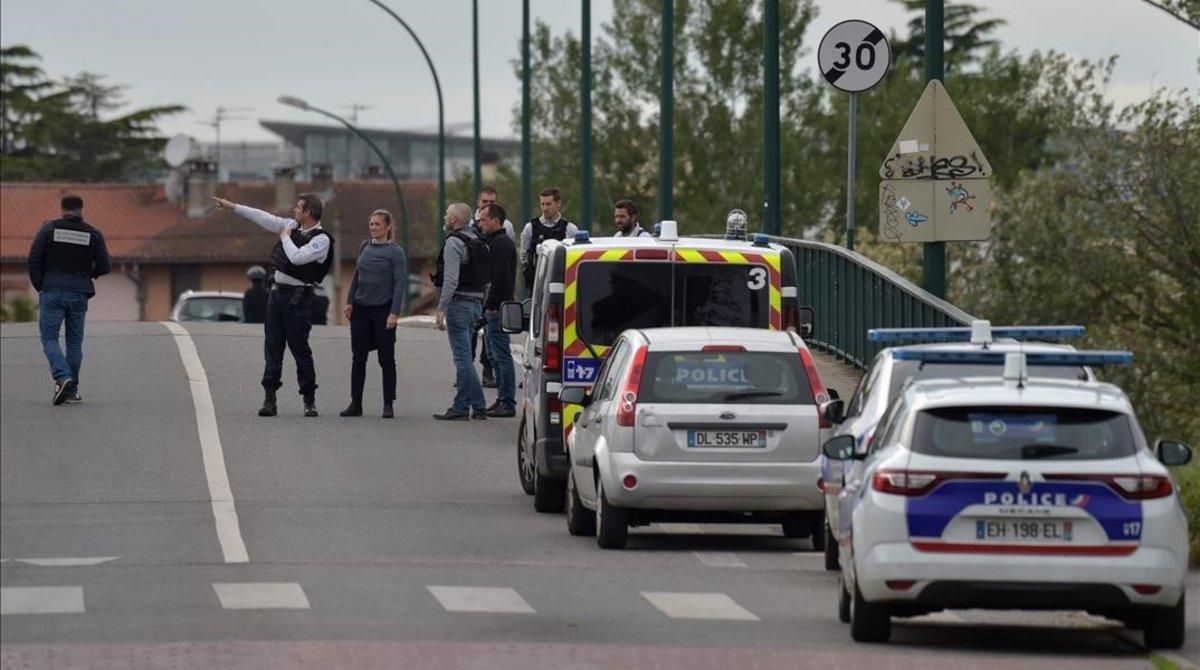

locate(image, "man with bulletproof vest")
[[518, 187, 577, 293], [27, 195, 111, 405], [432, 202, 489, 420], [214, 194, 333, 417], [242, 265, 269, 324], [613, 199, 651, 238]]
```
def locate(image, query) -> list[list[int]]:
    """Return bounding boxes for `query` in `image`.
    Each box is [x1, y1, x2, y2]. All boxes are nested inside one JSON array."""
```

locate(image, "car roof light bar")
[[890, 349, 1132, 366], [868, 323, 1085, 343]]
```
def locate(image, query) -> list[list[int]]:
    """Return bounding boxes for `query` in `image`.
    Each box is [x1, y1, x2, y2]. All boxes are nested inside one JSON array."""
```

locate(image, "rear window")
[[637, 351, 814, 405], [181, 297, 242, 321], [912, 406, 1136, 460], [576, 261, 772, 347], [888, 360, 1087, 398]]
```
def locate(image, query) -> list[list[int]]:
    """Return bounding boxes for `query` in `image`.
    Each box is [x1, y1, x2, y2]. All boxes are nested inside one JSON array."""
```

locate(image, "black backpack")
[[451, 230, 492, 292]]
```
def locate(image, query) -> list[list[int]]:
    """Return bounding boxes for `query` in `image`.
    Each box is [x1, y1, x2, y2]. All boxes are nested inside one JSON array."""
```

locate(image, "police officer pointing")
[[27, 195, 111, 405], [214, 194, 334, 417]]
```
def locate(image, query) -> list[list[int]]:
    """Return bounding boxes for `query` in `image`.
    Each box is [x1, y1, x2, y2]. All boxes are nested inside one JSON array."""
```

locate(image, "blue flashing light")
[[890, 349, 1133, 366], [573, 230, 591, 243], [868, 325, 1085, 343], [752, 233, 770, 247]]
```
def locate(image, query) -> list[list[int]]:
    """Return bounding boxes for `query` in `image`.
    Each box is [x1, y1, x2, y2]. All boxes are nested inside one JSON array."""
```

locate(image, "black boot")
[[382, 402, 394, 419], [258, 389, 277, 417], [340, 402, 363, 417], [303, 394, 318, 417]]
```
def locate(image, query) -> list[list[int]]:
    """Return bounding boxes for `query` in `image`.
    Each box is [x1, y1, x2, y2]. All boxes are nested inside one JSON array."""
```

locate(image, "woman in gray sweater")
[[341, 209, 408, 418]]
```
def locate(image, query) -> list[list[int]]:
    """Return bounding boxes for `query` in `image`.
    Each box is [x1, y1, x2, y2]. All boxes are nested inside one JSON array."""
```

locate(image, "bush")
[[1170, 463, 1200, 567], [1, 294, 37, 322]]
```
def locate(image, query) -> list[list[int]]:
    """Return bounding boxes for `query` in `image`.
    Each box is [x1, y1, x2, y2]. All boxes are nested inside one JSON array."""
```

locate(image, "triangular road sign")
[[879, 80, 991, 180]]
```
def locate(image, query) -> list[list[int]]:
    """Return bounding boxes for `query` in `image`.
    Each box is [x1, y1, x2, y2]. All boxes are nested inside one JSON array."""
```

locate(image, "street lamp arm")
[[364, 0, 445, 105]]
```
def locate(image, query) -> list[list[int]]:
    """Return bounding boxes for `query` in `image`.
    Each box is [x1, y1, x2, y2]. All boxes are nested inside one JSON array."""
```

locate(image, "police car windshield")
[[578, 262, 771, 347], [637, 351, 814, 405], [889, 361, 1086, 399], [912, 406, 1136, 460]]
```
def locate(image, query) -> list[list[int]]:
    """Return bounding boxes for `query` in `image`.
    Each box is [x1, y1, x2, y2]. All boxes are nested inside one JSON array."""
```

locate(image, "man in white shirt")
[[214, 193, 333, 417]]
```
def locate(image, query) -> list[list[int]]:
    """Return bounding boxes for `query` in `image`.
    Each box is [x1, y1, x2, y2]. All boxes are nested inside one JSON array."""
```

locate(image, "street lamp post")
[[278, 96, 412, 310], [366, 0, 446, 241]]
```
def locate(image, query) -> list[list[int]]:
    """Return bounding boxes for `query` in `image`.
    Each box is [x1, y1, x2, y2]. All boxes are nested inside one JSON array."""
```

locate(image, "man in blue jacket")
[[27, 195, 111, 405]]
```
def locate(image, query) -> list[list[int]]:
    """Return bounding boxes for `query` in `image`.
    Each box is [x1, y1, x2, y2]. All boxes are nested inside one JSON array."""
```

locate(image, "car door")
[[573, 338, 630, 505], [825, 355, 885, 532]]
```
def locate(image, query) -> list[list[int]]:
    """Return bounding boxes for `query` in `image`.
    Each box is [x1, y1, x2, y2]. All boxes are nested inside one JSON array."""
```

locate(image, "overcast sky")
[[2, 0, 1196, 144]]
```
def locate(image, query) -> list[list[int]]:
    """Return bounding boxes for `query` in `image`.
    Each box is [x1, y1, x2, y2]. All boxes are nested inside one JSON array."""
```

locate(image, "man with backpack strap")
[[432, 202, 491, 421], [518, 187, 577, 293]]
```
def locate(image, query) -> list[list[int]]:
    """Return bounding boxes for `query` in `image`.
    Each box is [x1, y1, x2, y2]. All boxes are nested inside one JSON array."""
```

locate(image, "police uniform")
[[27, 213, 111, 401], [233, 205, 334, 416], [519, 217, 578, 291]]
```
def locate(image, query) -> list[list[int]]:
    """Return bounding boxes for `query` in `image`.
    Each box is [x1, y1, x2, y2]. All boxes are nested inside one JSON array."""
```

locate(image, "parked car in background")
[[170, 290, 244, 323]]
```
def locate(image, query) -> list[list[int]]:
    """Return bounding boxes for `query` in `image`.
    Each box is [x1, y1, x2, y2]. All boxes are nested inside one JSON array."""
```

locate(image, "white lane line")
[[212, 583, 310, 610], [641, 591, 759, 621], [427, 586, 536, 614], [163, 321, 249, 564], [655, 523, 704, 534], [15, 557, 120, 567], [692, 551, 747, 568], [1, 587, 85, 615]]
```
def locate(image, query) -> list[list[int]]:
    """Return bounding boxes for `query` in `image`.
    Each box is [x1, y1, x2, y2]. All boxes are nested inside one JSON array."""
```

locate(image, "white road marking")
[[427, 586, 535, 614], [212, 583, 310, 610], [14, 557, 120, 567], [641, 591, 760, 621], [655, 523, 704, 534], [163, 322, 249, 564], [693, 551, 747, 568], [1, 587, 85, 615], [914, 610, 967, 624]]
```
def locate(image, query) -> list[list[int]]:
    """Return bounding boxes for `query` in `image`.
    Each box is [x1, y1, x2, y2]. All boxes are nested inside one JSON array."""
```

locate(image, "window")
[[872, 398, 908, 453], [637, 351, 814, 405], [846, 353, 885, 418], [912, 406, 1136, 461], [180, 297, 242, 322], [594, 339, 629, 402], [675, 263, 770, 329], [577, 262, 672, 347]]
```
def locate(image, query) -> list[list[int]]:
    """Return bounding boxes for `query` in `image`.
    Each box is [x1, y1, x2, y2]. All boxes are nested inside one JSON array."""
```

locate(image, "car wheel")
[[533, 469, 567, 513], [781, 513, 811, 539], [823, 522, 840, 571], [838, 576, 851, 623], [850, 580, 891, 643], [516, 419, 535, 495], [566, 469, 596, 536], [809, 514, 826, 552], [1142, 593, 1185, 649], [595, 481, 628, 549]]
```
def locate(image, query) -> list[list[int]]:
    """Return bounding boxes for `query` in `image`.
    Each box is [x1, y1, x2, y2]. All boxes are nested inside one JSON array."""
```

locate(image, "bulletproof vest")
[[433, 230, 490, 293], [269, 227, 334, 285], [45, 216, 95, 276], [523, 218, 570, 286]]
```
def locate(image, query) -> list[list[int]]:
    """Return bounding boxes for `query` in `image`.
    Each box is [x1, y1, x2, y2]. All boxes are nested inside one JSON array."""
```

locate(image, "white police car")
[[820, 321, 1092, 570], [823, 350, 1192, 648]]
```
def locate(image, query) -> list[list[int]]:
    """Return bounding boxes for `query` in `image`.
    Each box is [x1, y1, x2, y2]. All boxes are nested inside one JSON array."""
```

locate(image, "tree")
[[0, 44, 185, 182], [889, 0, 1005, 76]]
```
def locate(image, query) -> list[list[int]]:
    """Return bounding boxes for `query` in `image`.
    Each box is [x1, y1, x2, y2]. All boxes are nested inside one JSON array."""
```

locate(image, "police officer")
[[27, 195, 111, 405], [242, 265, 269, 324], [214, 194, 334, 417], [518, 187, 577, 292], [613, 199, 651, 238]]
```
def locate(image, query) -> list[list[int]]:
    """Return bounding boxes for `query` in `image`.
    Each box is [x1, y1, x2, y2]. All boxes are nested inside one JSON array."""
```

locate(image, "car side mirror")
[[798, 306, 814, 339], [827, 388, 840, 401], [822, 434, 858, 461], [500, 300, 527, 333], [1155, 439, 1193, 466], [558, 386, 590, 407], [821, 399, 846, 425]]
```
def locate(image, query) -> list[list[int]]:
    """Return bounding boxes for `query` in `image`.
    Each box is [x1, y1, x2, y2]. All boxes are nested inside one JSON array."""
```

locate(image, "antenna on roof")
[[196, 105, 253, 179]]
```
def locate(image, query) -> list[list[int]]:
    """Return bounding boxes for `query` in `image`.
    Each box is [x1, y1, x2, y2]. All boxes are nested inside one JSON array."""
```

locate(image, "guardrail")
[[702, 234, 977, 369]]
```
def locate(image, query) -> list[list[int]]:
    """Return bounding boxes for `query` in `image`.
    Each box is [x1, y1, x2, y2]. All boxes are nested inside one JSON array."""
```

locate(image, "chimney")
[[185, 159, 218, 217], [311, 163, 334, 195], [274, 166, 296, 213]]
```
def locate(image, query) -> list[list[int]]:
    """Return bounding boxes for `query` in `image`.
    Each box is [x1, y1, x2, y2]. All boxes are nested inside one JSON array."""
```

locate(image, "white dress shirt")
[[234, 205, 330, 286]]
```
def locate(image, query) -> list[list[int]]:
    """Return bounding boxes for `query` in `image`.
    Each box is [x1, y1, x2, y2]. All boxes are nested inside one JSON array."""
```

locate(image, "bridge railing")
[[702, 235, 977, 369]]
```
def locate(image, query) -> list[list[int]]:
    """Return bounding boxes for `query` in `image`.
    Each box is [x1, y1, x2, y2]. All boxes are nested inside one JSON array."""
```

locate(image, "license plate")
[[687, 430, 766, 448], [975, 519, 1073, 542]]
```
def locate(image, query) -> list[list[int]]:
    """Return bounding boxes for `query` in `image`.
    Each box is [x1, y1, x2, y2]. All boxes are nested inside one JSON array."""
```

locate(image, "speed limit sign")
[[818, 20, 891, 93]]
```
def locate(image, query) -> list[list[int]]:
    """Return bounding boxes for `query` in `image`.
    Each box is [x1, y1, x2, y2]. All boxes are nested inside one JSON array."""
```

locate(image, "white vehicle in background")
[[823, 349, 1192, 648], [820, 321, 1093, 570], [170, 290, 244, 323], [559, 327, 833, 549]]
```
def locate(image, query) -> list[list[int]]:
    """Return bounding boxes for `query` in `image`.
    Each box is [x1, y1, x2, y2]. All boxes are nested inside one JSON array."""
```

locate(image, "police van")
[[501, 222, 810, 512]]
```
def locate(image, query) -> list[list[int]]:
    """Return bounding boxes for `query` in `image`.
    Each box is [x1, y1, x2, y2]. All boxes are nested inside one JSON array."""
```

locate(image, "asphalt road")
[[1, 322, 1196, 670]]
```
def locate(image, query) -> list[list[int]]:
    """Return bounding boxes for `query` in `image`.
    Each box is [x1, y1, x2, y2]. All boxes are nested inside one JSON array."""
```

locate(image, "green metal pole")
[[762, 0, 780, 236], [658, 0, 674, 223], [472, 0, 482, 198], [580, 0, 592, 232], [521, 0, 532, 226], [923, 0, 945, 298]]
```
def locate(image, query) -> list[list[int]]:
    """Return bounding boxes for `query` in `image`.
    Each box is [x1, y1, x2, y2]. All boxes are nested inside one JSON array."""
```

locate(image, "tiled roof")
[[1, 180, 439, 263]]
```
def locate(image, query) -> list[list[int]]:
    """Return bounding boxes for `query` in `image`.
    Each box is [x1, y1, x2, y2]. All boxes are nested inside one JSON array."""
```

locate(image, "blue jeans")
[[446, 297, 485, 412], [484, 311, 515, 407], [39, 288, 88, 389]]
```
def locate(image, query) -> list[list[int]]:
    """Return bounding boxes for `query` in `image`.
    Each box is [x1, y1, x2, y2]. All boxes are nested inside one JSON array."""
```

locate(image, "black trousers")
[[350, 303, 397, 404], [263, 286, 317, 396]]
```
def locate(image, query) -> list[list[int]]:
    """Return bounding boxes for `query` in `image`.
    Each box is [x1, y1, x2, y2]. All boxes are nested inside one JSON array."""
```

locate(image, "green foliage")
[[1, 44, 185, 182], [1171, 464, 1200, 567], [0, 294, 38, 322]]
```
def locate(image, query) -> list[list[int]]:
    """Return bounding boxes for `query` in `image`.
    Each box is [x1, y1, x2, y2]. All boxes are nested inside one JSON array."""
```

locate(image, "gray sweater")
[[348, 240, 408, 314]]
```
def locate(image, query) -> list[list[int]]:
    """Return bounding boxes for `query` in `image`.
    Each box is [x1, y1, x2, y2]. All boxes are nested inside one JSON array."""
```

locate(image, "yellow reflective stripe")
[[719, 251, 747, 264], [601, 249, 627, 262], [763, 252, 782, 273], [676, 248, 705, 263], [770, 285, 781, 313], [564, 404, 583, 432]]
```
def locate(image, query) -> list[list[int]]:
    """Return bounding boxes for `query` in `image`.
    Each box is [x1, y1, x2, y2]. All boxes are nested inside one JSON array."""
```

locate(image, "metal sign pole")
[[846, 92, 857, 251]]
